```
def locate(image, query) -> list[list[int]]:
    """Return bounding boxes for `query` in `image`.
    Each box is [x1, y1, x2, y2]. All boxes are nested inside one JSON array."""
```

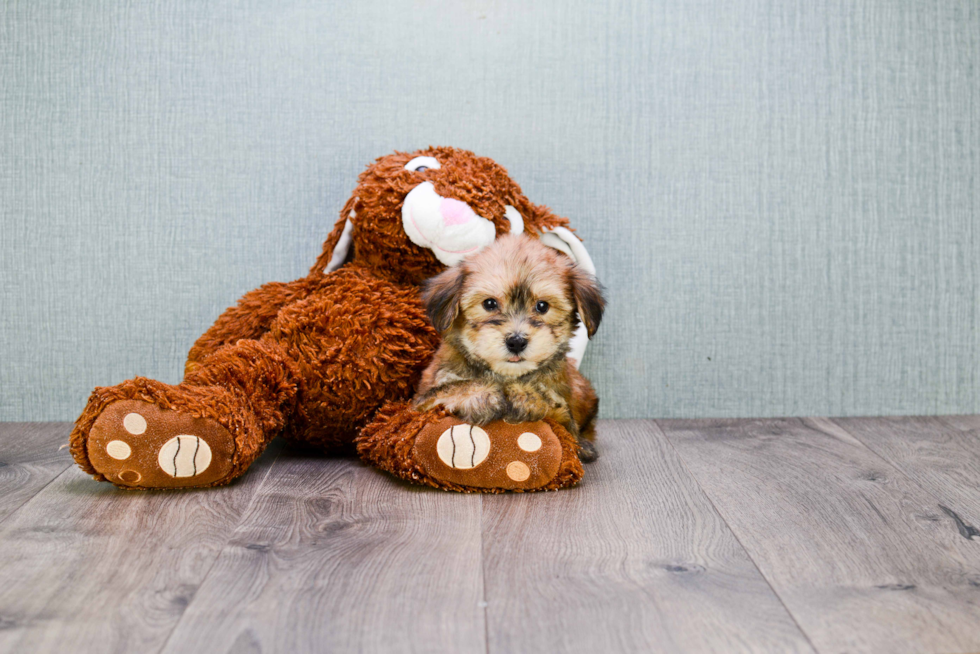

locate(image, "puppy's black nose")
[[505, 334, 528, 354]]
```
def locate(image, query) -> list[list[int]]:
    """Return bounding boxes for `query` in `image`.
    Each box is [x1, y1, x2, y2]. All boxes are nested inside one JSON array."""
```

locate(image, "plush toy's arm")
[[185, 277, 319, 373]]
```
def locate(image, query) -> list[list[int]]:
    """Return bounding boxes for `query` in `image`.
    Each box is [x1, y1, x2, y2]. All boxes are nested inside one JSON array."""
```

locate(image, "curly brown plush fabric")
[[69, 147, 588, 492]]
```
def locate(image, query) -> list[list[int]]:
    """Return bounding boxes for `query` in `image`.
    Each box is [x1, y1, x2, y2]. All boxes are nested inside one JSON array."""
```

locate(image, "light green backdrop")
[[2, 0, 978, 421]]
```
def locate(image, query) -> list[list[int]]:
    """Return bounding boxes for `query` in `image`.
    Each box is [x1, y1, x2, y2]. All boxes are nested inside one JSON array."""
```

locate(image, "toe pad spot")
[[517, 432, 542, 452], [119, 470, 141, 484], [506, 461, 531, 482], [106, 440, 132, 460], [123, 413, 147, 435]]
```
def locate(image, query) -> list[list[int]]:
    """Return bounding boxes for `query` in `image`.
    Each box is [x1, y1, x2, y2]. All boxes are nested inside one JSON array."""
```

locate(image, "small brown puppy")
[[414, 234, 605, 461]]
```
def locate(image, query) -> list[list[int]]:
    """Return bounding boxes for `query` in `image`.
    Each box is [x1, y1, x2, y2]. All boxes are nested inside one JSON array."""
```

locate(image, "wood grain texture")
[[0, 439, 282, 654], [0, 423, 73, 524], [938, 415, 980, 434], [160, 448, 485, 654], [482, 420, 814, 654], [6, 418, 980, 653], [659, 417, 980, 654], [833, 416, 980, 529]]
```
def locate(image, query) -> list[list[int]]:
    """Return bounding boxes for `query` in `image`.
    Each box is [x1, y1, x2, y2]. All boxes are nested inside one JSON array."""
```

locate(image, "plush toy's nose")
[[440, 198, 476, 226]]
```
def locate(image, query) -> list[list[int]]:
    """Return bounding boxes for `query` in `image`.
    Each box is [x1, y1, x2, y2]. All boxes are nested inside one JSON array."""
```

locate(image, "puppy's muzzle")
[[505, 334, 528, 355]]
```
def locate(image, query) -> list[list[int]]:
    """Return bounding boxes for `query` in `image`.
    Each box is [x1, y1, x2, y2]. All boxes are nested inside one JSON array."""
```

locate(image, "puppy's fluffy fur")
[[414, 235, 605, 461]]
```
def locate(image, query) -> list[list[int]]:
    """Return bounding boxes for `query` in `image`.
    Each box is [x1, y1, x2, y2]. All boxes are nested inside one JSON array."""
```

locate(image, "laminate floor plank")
[[658, 417, 980, 654], [160, 448, 486, 654], [938, 415, 980, 434], [832, 416, 980, 530], [7, 417, 980, 653], [0, 423, 73, 524], [0, 440, 283, 654], [482, 420, 814, 654]]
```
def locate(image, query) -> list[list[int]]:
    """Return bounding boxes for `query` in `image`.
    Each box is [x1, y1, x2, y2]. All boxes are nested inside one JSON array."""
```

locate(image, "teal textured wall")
[[2, 1, 978, 420]]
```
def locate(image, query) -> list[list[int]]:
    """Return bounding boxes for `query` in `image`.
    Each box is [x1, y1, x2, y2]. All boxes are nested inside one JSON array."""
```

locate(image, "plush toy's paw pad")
[[414, 418, 562, 490], [86, 400, 235, 489]]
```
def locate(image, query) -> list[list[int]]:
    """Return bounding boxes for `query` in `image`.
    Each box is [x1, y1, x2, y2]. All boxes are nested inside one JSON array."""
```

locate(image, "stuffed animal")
[[69, 147, 598, 492]]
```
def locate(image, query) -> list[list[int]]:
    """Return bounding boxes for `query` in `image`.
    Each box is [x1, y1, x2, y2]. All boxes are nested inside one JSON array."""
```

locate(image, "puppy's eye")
[[483, 298, 499, 311], [535, 300, 549, 314]]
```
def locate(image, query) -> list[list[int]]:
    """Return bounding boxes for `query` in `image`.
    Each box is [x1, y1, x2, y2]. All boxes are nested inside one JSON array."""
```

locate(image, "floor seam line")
[[0, 424, 76, 530], [652, 418, 821, 654], [824, 417, 979, 532], [0, 462, 73, 531], [153, 440, 287, 654], [480, 494, 490, 654]]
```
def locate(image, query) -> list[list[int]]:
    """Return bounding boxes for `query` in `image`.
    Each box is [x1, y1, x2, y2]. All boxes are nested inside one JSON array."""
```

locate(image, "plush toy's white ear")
[[324, 213, 355, 274], [504, 205, 524, 235], [539, 226, 597, 369]]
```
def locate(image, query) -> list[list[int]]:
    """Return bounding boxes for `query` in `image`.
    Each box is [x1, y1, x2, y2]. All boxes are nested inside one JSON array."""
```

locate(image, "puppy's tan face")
[[422, 234, 605, 378], [459, 260, 576, 377]]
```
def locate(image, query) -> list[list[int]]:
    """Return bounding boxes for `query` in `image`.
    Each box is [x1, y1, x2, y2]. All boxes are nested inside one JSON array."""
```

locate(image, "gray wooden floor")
[[1, 417, 979, 654]]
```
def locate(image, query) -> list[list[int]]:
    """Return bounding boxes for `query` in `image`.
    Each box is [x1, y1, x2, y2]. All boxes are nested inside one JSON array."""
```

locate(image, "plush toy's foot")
[[71, 378, 269, 490], [85, 399, 235, 489], [357, 403, 585, 492], [414, 418, 564, 490]]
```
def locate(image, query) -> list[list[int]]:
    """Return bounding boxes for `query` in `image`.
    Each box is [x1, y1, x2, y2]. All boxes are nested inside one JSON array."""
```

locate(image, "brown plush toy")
[[70, 147, 599, 492]]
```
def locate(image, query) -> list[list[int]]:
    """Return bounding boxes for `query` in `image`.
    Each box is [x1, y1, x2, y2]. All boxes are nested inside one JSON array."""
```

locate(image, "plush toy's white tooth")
[[158, 435, 213, 477], [435, 424, 491, 469]]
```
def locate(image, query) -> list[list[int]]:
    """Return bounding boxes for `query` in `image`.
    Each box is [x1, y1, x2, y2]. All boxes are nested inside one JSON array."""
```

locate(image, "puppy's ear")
[[569, 266, 605, 338], [422, 265, 467, 333]]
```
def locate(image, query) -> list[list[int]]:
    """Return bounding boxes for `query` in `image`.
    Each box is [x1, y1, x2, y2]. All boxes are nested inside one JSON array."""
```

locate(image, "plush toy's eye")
[[535, 300, 549, 314], [483, 298, 499, 311], [405, 156, 441, 172]]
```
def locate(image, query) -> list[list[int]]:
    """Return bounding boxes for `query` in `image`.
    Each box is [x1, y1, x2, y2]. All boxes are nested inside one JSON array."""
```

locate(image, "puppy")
[[413, 234, 605, 461]]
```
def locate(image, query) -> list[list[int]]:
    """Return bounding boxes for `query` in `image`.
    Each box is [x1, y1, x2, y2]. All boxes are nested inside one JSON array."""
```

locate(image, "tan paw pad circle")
[[158, 435, 212, 478], [123, 412, 147, 435], [119, 470, 141, 484], [506, 461, 531, 482], [105, 440, 132, 460], [436, 424, 491, 469], [517, 432, 542, 452]]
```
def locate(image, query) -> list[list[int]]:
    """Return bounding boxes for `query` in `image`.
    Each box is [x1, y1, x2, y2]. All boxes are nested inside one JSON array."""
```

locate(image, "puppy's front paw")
[[413, 418, 565, 491], [501, 385, 551, 423], [415, 385, 506, 425], [578, 438, 599, 463], [455, 390, 508, 425]]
